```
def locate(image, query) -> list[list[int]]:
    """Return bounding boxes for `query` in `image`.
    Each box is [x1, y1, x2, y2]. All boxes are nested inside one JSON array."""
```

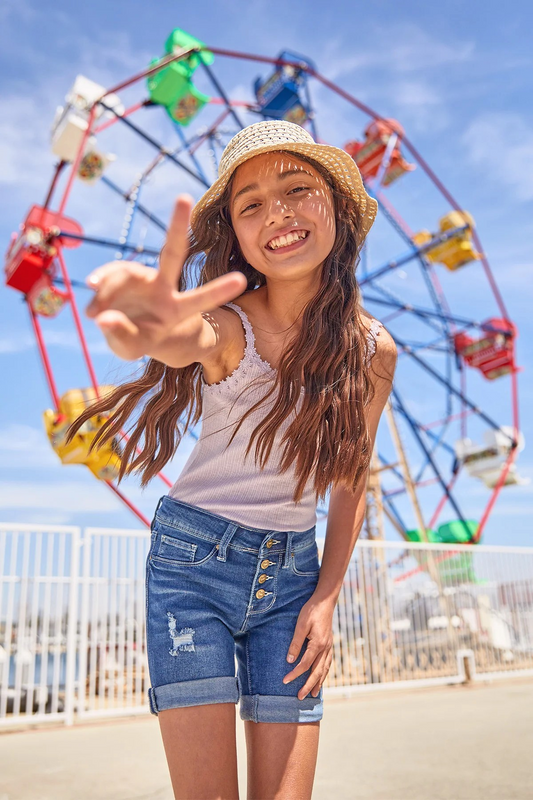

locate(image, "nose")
[[264, 194, 295, 226]]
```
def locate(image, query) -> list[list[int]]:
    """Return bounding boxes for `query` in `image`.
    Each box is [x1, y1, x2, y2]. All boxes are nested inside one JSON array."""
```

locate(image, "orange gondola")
[[344, 118, 415, 186]]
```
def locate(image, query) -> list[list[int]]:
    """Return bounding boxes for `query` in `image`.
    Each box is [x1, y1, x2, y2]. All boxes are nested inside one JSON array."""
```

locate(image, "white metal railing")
[[0, 523, 80, 726], [1, 524, 532, 727], [324, 539, 533, 694], [78, 528, 149, 720]]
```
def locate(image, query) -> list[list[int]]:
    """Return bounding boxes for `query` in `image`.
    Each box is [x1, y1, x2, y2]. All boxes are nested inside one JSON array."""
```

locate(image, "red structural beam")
[[43, 161, 67, 212], [57, 107, 97, 218], [105, 481, 150, 527], [28, 308, 60, 409], [101, 47, 201, 99], [93, 100, 147, 134], [394, 547, 462, 583], [421, 409, 475, 430], [56, 249, 100, 393], [473, 368, 521, 543], [428, 472, 460, 531], [189, 108, 231, 155]]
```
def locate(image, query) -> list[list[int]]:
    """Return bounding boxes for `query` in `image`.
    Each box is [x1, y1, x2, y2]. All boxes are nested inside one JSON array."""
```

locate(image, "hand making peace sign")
[[85, 195, 247, 361]]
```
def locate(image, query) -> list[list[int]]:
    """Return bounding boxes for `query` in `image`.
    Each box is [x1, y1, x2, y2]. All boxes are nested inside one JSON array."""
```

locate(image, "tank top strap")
[[365, 318, 383, 366], [224, 301, 257, 358]]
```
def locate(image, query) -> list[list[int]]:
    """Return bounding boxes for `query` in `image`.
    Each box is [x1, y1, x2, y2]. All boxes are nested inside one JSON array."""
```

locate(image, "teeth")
[[268, 230, 308, 250]]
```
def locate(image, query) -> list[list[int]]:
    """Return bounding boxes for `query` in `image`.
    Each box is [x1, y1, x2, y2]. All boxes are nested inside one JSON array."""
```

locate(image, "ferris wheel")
[[4, 28, 524, 547]]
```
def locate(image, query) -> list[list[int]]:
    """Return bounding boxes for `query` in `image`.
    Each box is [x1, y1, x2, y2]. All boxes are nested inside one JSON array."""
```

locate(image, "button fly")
[[265, 539, 274, 549], [255, 589, 266, 599], [261, 559, 271, 569], [258, 574, 268, 584]]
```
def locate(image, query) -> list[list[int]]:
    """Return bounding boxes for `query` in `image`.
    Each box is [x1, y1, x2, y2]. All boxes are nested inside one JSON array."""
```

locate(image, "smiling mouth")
[[266, 230, 309, 251]]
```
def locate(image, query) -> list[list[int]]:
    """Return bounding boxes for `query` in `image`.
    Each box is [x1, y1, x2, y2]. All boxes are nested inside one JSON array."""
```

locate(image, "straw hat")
[[190, 120, 378, 240]]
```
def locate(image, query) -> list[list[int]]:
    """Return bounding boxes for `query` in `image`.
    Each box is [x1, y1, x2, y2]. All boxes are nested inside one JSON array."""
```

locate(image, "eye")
[[289, 185, 310, 195], [240, 201, 260, 214]]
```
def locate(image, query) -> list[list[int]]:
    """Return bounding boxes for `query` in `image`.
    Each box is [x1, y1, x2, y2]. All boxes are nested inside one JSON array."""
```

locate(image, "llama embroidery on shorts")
[[166, 612, 195, 655]]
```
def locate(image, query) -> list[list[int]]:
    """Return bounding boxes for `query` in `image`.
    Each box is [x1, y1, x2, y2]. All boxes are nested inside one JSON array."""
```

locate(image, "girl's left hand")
[[283, 595, 334, 700]]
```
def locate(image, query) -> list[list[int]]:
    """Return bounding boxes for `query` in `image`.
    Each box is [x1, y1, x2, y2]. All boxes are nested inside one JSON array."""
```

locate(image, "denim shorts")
[[145, 495, 323, 723]]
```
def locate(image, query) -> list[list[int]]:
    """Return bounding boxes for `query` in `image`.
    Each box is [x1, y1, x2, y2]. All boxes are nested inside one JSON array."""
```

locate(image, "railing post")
[[77, 530, 91, 720], [457, 649, 476, 684], [64, 527, 81, 725]]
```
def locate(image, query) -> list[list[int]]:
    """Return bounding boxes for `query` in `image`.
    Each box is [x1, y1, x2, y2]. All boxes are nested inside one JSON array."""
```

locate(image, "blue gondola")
[[254, 51, 314, 126]]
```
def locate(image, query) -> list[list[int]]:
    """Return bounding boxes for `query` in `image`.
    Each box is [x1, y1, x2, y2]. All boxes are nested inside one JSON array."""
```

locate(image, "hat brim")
[[190, 141, 378, 240]]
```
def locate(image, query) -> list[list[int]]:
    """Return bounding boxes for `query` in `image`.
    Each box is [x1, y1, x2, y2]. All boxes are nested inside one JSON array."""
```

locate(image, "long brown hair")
[[66, 151, 376, 501]]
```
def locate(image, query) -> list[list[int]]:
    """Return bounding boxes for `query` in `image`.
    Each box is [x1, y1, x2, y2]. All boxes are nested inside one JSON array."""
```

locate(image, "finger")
[[286, 626, 309, 665], [93, 309, 145, 361], [85, 266, 117, 318], [86, 262, 123, 290], [85, 261, 138, 317], [177, 271, 248, 317], [311, 653, 333, 697], [283, 643, 321, 683], [158, 195, 194, 287], [308, 655, 332, 698], [298, 654, 329, 700]]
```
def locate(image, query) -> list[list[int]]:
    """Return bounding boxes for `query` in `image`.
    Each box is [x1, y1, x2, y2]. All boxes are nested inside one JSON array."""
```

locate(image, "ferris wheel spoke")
[[101, 175, 168, 232], [363, 292, 484, 331], [392, 389, 471, 535], [99, 100, 210, 188], [394, 334, 515, 444]]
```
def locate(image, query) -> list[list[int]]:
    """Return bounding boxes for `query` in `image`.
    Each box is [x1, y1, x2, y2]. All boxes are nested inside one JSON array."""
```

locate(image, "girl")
[[69, 120, 397, 800]]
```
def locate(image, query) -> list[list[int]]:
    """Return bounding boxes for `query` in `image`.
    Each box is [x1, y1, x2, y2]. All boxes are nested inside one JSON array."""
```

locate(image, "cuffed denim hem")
[[148, 676, 240, 715], [239, 693, 323, 723]]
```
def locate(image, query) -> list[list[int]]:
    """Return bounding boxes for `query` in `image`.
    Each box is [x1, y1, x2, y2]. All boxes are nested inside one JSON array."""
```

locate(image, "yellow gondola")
[[43, 386, 122, 481], [413, 211, 482, 271]]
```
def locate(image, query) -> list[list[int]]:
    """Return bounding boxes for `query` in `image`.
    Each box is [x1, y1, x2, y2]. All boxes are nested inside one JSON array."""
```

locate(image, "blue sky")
[[0, 0, 532, 545]]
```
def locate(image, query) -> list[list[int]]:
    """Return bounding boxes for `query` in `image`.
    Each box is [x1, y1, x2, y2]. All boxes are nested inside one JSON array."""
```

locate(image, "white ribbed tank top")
[[169, 302, 382, 532]]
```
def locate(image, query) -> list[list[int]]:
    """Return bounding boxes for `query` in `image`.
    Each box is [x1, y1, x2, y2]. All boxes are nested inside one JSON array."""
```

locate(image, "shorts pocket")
[[152, 522, 218, 568], [291, 542, 320, 577]]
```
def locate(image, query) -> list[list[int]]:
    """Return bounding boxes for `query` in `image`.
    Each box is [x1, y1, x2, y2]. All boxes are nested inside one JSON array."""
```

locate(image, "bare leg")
[[244, 720, 320, 800], [159, 703, 240, 799]]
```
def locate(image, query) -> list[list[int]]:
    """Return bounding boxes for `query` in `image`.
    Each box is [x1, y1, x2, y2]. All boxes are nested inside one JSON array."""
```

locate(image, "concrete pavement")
[[1, 677, 532, 799]]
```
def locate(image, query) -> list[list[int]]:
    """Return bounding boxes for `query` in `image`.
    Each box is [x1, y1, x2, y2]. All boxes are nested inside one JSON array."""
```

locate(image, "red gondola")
[[454, 318, 518, 380], [4, 205, 82, 317]]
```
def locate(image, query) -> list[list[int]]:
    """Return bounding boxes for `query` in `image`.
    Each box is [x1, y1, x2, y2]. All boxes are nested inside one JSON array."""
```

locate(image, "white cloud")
[[0, 424, 57, 469], [462, 112, 533, 202], [0, 480, 123, 512], [17, 511, 73, 525], [0, 332, 33, 353], [311, 23, 472, 137], [391, 79, 451, 134], [0, 327, 115, 355], [0, 0, 35, 25], [321, 24, 474, 82]]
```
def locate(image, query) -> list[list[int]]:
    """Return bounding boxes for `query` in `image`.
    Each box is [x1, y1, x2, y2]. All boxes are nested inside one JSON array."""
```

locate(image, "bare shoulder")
[[199, 302, 247, 378], [373, 324, 397, 370]]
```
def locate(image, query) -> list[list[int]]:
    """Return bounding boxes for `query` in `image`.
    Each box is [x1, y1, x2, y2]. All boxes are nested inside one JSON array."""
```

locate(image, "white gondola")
[[66, 74, 124, 119], [51, 75, 123, 163], [455, 427, 527, 488], [51, 108, 88, 161]]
